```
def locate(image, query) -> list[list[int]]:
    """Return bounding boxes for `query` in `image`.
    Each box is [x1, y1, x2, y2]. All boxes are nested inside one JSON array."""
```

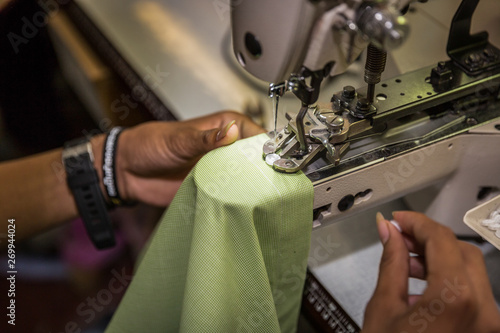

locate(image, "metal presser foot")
[[262, 106, 350, 173]]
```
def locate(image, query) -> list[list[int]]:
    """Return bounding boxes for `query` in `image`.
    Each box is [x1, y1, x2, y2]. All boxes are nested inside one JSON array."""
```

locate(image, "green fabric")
[[105, 134, 313, 333]]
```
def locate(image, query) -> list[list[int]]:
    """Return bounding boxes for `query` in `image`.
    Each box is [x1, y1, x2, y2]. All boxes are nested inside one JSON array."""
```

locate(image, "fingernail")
[[391, 211, 401, 218], [376, 212, 385, 223], [376, 212, 390, 244], [216, 120, 236, 142], [390, 220, 402, 233]]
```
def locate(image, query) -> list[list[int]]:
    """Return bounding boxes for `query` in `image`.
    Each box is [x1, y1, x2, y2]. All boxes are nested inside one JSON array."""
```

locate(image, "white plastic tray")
[[464, 194, 500, 251]]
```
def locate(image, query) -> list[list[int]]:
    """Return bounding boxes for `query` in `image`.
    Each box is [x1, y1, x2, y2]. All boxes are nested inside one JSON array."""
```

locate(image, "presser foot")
[[262, 107, 351, 173]]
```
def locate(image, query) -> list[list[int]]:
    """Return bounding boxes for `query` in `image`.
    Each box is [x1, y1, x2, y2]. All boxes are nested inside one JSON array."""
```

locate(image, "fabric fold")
[[106, 134, 313, 333]]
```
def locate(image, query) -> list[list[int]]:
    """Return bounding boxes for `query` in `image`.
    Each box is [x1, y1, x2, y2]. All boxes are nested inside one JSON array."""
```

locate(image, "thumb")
[[372, 212, 410, 308], [364, 214, 409, 330], [188, 120, 239, 157], [214, 120, 239, 147]]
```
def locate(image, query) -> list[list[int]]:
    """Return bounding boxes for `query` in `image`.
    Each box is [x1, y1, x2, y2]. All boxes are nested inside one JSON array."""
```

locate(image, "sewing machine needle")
[[273, 94, 280, 138]]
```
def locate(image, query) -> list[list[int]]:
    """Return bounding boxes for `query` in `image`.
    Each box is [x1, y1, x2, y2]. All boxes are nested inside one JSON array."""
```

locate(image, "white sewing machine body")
[[308, 65, 500, 236], [231, 0, 500, 236], [310, 100, 500, 236]]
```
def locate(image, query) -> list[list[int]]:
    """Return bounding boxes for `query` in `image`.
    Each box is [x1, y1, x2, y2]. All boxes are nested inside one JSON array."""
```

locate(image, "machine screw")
[[350, 98, 372, 119], [381, 148, 391, 157], [467, 53, 481, 63], [431, 61, 453, 92], [331, 94, 339, 103], [330, 116, 344, 130], [483, 48, 497, 60], [356, 98, 370, 112], [466, 53, 482, 68], [466, 117, 478, 126], [342, 86, 356, 100]]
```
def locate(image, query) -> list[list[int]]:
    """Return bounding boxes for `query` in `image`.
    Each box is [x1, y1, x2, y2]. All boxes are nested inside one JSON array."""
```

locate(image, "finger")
[[402, 233, 425, 255], [215, 121, 239, 146], [409, 255, 426, 280], [183, 112, 229, 130], [362, 214, 410, 331], [187, 111, 265, 138], [408, 294, 422, 307], [372, 212, 410, 309], [173, 126, 222, 162], [179, 121, 240, 161], [235, 116, 266, 138], [392, 211, 464, 282]]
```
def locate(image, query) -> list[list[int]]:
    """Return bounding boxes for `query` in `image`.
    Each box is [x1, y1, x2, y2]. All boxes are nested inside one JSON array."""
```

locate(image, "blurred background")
[[0, 1, 163, 332]]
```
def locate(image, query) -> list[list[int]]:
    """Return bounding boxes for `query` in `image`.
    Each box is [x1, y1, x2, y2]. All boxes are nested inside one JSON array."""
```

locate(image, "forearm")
[[0, 134, 106, 240], [0, 111, 264, 241]]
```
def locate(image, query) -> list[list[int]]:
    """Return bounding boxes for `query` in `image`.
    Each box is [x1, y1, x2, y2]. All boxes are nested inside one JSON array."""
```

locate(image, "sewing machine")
[[231, 0, 500, 237]]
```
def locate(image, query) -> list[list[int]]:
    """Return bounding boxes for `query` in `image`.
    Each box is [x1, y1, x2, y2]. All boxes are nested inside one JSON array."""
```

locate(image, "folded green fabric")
[[106, 134, 313, 333]]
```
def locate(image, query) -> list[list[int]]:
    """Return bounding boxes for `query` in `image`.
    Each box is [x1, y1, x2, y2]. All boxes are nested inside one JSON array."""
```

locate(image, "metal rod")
[[296, 104, 309, 153], [366, 84, 376, 103]]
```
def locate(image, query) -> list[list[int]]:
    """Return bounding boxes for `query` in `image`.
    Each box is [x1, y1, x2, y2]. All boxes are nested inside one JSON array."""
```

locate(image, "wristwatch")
[[62, 137, 116, 249]]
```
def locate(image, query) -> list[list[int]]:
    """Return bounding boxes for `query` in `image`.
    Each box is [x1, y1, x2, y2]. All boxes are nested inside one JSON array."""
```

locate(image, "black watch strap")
[[63, 138, 116, 249]]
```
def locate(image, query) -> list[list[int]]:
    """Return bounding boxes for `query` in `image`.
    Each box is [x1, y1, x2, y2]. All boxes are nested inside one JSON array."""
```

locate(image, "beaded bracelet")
[[102, 127, 127, 207]]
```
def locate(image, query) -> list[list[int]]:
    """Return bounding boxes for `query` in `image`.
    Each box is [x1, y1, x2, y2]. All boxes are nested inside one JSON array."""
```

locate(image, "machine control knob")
[[355, 3, 409, 51]]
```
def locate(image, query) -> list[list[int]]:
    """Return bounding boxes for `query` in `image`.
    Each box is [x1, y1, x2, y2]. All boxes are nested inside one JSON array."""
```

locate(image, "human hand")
[[109, 111, 265, 206], [362, 211, 500, 333]]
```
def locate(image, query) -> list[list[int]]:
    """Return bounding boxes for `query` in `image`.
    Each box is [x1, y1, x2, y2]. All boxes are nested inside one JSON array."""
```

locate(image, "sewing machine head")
[[231, 0, 410, 84], [232, 0, 500, 235], [231, 0, 500, 172], [231, 0, 413, 172]]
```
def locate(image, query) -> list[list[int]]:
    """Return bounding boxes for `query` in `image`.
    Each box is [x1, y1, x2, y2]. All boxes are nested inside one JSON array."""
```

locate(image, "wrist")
[[113, 128, 133, 203], [92, 131, 136, 207], [90, 134, 109, 203], [92, 128, 135, 206]]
